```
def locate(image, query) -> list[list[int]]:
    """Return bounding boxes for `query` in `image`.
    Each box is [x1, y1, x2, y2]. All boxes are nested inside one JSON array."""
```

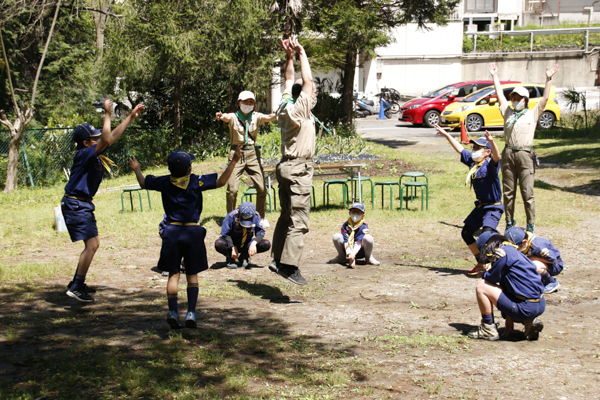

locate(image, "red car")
[[399, 80, 519, 128]]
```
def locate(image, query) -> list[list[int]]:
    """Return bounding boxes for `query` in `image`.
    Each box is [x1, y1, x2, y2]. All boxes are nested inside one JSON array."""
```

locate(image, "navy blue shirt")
[[340, 221, 369, 243], [220, 209, 265, 248], [483, 245, 544, 300], [460, 149, 502, 204], [526, 235, 563, 270], [145, 173, 217, 223], [64, 144, 107, 199]]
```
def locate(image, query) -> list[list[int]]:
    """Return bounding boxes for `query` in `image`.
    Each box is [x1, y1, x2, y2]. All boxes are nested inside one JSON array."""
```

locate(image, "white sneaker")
[[367, 257, 381, 266], [260, 219, 270, 228]]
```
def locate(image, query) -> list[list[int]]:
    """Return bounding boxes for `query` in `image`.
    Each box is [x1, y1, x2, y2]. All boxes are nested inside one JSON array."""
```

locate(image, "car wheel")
[[465, 114, 483, 132], [423, 110, 440, 128], [538, 111, 556, 129]]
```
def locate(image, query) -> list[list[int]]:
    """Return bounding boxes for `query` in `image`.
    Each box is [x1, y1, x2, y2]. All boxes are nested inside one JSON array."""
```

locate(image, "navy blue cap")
[[238, 202, 256, 228], [469, 137, 492, 150], [349, 202, 365, 213], [167, 150, 195, 176], [476, 230, 498, 249], [505, 227, 527, 245], [73, 123, 101, 144]]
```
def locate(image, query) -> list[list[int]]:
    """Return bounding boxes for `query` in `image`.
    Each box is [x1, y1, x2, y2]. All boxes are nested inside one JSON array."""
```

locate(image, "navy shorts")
[[547, 261, 563, 277], [61, 196, 98, 242], [497, 292, 545, 321], [464, 204, 504, 231], [158, 225, 208, 275]]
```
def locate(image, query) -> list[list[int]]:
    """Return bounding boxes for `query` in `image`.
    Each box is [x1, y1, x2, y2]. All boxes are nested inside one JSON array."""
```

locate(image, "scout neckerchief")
[[465, 157, 486, 188], [278, 94, 332, 134], [346, 216, 364, 250], [98, 155, 118, 177], [235, 110, 253, 144], [506, 108, 528, 129], [523, 231, 536, 254], [237, 217, 254, 247], [486, 241, 518, 261], [169, 174, 199, 190]]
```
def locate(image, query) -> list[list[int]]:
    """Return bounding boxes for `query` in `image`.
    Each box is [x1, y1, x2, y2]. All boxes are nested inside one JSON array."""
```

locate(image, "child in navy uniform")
[[129, 146, 242, 329], [505, 227, 563, 294], [435, 126, 503, 275], [328, 202, 380, 268], [63, 100, 145, 302], [468, 231, 545, 341], [214, 202, 271, 269]]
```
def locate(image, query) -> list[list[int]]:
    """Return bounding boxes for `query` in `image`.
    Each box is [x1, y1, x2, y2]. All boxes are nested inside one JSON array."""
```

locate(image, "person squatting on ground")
[[215, 202, 271, 270], [505, 227, 563, 294], [63, 100, 145, 302], [469, 231, 546, 341], [268, 36, 317, 286], [488, 63, 559, 233], [328, 202, 380, 268], [435, 126, 503, 275], [129, 146, 242, 329], [216, 91, 276, 227]]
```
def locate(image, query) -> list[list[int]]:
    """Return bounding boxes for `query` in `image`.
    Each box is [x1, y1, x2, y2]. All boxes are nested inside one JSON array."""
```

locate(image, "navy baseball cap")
[[238, 202, 256, 228], [167, 150, 195, 176], [469, 137, 492, 150], [349, 202, 365, 213], [73, 123, 101, 144], [505, 227, 527, 245], [476, 230, 498, 249]]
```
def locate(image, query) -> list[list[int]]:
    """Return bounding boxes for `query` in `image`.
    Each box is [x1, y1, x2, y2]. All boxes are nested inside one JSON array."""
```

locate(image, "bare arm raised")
[[538, 64, 559, 111], [435, 125, 464, 154], [289, 37, 314, 98], [281, 38, 295, 92], [96, 104, 145, 155], [488, 63, 508, 109]]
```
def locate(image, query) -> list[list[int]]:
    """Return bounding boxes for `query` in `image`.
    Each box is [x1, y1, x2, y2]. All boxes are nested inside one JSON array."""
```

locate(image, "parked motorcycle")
[[353, 93, 376, 118]]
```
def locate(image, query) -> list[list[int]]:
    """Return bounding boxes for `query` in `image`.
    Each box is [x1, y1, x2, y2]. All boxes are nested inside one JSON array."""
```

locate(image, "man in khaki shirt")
[[268, 37, 317, 286], [489, 63, 559, 233]]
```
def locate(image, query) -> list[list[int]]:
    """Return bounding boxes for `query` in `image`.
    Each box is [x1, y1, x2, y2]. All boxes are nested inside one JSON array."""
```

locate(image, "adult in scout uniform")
[[488, 63, 559, 233], [268, 36, 317, 286], [216, 91, 276, 227]]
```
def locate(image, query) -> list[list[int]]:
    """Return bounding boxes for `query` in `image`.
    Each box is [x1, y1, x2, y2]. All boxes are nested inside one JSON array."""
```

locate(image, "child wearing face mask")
[[435, 126, 503, 276], [216, 91, 276, 228], [328, 202, 380, 268]]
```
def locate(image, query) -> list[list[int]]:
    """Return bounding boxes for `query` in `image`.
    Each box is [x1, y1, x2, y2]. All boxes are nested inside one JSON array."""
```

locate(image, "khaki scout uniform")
[[271, 90, 316, 267], [500, 102, 543, 225], [224, 112, 270, 218]]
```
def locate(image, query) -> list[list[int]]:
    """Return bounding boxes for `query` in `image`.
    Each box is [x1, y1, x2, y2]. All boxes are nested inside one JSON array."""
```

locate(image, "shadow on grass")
[[228, 279, 298, 304], [534, 178, 600, 196], [0, 282, 355, 399], [394, 262, 467, 276]]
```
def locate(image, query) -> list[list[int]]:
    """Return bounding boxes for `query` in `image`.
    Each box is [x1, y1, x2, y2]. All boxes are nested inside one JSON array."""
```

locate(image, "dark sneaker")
[[468, 322, 499, 341], [268, 260, 279, 274], [526, 223, 535, 233], [67, 281, 96, 293], [226, 257, 239, 269], [543, 280, 560, 294], [166, 311, 184, 329], [523, 318, 544, 341], [286, 267, 308, 286], [505, 220, 515, 231], [185, 311, 197, 329], [66, 287, 94, 302], [269, 261, 307, 285]]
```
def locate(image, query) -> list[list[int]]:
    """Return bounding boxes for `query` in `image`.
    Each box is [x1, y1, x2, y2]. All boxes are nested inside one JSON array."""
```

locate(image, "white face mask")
[[512, 99, 526, 111], [240, 104, 254, 114], [471, 149, 486, 162], [350, 213, 362, 223]]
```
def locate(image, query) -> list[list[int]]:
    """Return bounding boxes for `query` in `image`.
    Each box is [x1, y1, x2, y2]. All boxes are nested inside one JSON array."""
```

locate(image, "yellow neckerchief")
[[346, 217, 364, 250], [465, 157, 486, 188], [98, 155, 118, 177], [522, 231, 536, 254], [170, 174, 191, 190], [486, 241, 518, 261]]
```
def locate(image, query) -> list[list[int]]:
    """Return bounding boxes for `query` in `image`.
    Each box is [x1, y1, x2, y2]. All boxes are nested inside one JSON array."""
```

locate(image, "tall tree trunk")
[[173, 78, 181, 140], [341, 49, 357, 123], [4, 120, 26, 193], [91, 0, 109, 63]]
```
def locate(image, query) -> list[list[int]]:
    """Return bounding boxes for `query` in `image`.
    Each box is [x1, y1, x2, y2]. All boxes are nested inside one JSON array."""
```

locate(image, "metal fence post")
[[21, 139, 35, 189]]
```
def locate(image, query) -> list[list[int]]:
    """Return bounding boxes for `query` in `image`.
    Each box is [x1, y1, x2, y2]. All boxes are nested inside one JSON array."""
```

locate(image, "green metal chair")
[[241, 186, 273, 213], [347, 176, 374, 204], [323, 179, 348, 208], [269, 184, 316, 209], [373, 181, 401, 210], [399, 172, 429, 211], [121, 186, 152, 212]]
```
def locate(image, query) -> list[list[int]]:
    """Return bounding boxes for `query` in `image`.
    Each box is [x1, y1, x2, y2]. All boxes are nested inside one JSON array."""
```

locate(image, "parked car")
[[439, 83, 560, 132], [398, 80, 518, 128]]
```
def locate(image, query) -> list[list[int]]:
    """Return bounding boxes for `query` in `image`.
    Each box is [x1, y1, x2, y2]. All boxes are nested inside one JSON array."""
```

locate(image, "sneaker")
[[328, 256, 346, 264], [241, 258, 249, 268], [260, 219, 270, 228], [286, 267, 308, 286], [505, 220, 515, 231], [226, 257, 239, 269], [367, 257, 381, 266], [185, 311, 197, 329], [543, 280, 560, 294], [468, 322, 499, 341], [67, 281, 96, 293], [166, 310, 184, 329], [523, 317, 544, 341], [66, 287, 94, 302], [268, 260, 279, 274], [526, 223, 535, 233], [467, 263, 485, 275]]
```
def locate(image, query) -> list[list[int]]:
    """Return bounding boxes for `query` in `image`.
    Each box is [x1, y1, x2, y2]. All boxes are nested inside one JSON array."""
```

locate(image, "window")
[[525, 86, 541, 98], [465, 0, 496, 13]]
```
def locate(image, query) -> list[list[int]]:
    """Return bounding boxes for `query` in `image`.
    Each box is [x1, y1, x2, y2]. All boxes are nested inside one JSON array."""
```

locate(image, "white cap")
[[510, 86, 529, 99], [238, 91, 255, 101]]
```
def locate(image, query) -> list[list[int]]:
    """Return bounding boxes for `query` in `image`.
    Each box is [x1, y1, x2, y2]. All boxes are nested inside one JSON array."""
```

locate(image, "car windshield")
[[462, 87, 495, 102], [422, 84, 456, 98]]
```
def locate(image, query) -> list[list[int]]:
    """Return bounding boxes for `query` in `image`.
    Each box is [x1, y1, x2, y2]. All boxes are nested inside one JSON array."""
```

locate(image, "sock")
[[187, 283, 199, 313], [481, 314, 494, 325], [541, 272, 556, 285], [71, 274, 86, 291], [474, 253, 480, 262], [167, 293, 178, 313]]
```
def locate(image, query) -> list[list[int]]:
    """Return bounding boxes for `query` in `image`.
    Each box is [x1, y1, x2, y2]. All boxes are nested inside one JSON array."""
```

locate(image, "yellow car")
[[440, 83, 560, 131]]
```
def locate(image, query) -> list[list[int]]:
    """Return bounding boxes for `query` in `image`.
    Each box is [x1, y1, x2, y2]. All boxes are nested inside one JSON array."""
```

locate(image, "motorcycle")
[[353, 93, 376, 118]]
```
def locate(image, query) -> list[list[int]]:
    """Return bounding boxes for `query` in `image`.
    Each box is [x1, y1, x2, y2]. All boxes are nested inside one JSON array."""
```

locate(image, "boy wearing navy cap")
[[63, 100, 145, 302], [435, 126, 503, 275], [328, 202, 380, 269], [469, 231, 545, 341], [129, 146, 242, 329], [214, 201, 272, 269], [505, 227, 563, 294]]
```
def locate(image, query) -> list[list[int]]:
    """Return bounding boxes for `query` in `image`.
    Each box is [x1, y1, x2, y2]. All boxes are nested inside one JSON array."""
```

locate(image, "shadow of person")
[[227, 279, 300, 303], [199, 215, 225, 227]]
